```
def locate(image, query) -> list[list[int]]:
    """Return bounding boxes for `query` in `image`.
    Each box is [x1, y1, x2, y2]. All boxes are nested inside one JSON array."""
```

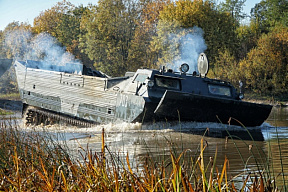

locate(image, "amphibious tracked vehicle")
[[14, 53, 272, 127]]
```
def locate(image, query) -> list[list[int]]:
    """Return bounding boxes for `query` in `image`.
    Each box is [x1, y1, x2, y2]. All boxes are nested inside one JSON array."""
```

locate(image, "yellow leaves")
[[238, 25, 288, 95], [162, 0, 211, 27]]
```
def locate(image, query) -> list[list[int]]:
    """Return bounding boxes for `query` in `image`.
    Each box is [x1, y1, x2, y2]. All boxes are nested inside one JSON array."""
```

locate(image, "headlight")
[[147, 80, 154, 88], [239, 93, 244, 100], [180, 63, 189, 73]]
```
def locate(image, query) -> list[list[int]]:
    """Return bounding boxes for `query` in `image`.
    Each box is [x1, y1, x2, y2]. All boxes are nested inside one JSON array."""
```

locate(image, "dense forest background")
[[0, 0, 287, 98]]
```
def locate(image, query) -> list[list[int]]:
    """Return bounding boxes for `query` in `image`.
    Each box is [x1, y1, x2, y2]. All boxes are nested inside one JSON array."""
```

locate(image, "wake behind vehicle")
[[14, 53, 272, 127]]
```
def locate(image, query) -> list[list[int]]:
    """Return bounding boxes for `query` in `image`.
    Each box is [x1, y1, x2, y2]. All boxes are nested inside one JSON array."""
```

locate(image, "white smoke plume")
[[165, 26, 207, 74], [4, 29, 80, 68], [27, 33, 76, 66], [4, 29, 32, 59]]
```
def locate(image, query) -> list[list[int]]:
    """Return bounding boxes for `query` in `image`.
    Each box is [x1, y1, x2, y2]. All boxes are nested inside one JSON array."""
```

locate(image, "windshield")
[[208, 84, 231, 97], [134, 74, 148, 83], [155, 76, 180, 90]]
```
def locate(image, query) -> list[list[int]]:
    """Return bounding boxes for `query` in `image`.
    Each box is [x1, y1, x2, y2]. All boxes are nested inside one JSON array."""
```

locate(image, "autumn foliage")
[[239, 25, 288, 95], [0, 0, 288, 97]]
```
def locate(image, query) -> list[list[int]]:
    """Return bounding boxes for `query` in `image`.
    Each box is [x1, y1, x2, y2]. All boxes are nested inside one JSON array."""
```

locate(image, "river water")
[[7, 106, 288, 189]]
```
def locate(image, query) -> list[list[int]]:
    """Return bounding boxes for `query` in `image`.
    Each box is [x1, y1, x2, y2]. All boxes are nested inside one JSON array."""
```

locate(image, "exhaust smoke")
[[164, 26, 207, 74], [4, 29, 82, 73]]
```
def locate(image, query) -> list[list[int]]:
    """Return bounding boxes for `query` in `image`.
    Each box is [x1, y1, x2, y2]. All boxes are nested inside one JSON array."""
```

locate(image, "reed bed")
[[0, 93, 20, 100], [0, 109, 14, 115], [0, 120, 286, 191]]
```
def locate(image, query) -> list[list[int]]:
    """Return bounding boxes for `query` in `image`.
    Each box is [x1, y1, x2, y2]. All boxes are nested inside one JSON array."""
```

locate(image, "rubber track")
[[25, 107, 97, 127]]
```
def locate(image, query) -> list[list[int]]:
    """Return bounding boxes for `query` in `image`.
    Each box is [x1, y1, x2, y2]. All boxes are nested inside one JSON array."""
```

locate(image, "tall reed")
[[224, 118, 287, 192], [0, 119, 285, 191]]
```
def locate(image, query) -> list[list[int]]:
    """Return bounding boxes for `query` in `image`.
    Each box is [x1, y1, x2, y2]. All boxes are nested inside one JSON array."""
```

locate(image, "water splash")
[[21, 120, 262, 135]]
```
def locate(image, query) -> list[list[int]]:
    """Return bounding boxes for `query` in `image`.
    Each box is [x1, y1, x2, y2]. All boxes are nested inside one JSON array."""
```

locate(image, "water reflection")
[[263, 106, 288, 187], [266, 106, 288, 127]]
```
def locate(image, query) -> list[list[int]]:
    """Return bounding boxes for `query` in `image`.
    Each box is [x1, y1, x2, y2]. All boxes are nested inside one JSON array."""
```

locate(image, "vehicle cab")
[[124, 53, 240, 101]]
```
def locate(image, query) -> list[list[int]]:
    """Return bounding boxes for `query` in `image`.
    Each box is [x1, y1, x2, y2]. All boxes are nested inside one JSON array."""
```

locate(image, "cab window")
[[134, 74, 148, 83], [155, 76, 180, 90], [208, 84, 231, 97]]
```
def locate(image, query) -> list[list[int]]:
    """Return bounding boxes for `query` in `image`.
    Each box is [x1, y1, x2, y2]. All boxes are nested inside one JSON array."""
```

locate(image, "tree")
[[239, 25, 288, 95], [212, 49, 240, 86], [0, 22, 31, 94], [128, 0, 169, 70], [251, 0, 288, 30], [250, 1, 270, 32], [33, 1, 70, 37], [80, 0, 140, 76], [153, 0, 237, 68], [264, 0, 288, 27], [33, 0, 89, 63], [219, 0, 246, 23], [0, 31, 5, 59], [2, 22, 32, 59], [0, 68, 18, 94], [235, 21, 261, 60]]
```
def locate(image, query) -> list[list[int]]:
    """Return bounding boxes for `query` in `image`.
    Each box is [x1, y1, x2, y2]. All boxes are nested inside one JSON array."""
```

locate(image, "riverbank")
[[243, 92, 288, 107]]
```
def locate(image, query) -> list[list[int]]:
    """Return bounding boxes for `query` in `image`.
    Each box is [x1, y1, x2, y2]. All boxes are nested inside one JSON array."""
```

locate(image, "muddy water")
[[10, 106, 288, 188]]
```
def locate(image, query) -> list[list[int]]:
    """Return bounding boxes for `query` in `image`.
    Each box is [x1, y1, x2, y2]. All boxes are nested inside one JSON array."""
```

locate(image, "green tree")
[[153, 0, 237, 68], [33, 0, 89, 63], [219, 0, 246, 23], [235, 21, 261, 60], [0, 22, 31, 94], [80, 0, 139, 76], [128, 0, 169, 70], [251, 0, 288, 30], [0, 68, 18, 94], [212, 49, 240, 86], [250, 1, 270, 32]]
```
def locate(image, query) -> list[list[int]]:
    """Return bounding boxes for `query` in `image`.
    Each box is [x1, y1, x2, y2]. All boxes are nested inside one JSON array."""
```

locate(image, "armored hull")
[[14, 59, 272, 127]]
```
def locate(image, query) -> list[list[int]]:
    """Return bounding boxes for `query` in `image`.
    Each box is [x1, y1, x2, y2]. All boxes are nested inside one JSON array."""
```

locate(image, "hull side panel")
[[153, 90, 272, 126], [15, 62, 121, 124]]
